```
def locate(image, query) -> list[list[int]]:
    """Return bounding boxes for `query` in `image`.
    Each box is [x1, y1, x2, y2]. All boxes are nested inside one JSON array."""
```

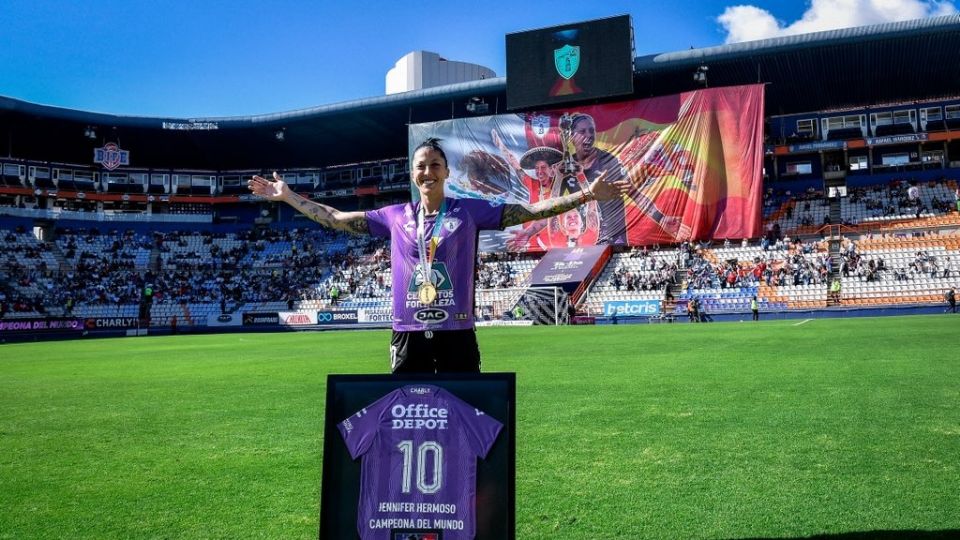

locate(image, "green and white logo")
[[554, 44, 580, 80], [408, 263, 453, 292]]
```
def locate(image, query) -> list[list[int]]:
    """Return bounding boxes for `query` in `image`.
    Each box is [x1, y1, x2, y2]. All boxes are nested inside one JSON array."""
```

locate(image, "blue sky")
[[0, 0, 952, 118]]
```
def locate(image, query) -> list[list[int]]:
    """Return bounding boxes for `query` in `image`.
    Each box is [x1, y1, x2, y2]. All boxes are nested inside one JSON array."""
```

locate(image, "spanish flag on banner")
[[410, 84, 765, 251]]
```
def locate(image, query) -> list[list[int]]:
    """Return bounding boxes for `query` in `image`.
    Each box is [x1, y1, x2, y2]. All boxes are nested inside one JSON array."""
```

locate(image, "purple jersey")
[[338, 385, 502, 540], [366, 197, 504, 332]]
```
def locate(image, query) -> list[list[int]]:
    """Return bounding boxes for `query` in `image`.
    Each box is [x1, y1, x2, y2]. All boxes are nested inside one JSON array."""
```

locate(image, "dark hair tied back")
[[414, 138, 448, 167]]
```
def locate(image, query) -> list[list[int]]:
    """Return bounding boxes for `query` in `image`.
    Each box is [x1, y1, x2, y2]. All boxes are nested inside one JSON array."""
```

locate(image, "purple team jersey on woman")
[[338, 384, 503, 540], [365, 197, 504, 332]]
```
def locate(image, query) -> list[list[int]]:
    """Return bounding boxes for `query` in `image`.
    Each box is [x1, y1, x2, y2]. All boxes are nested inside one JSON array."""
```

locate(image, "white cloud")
[[718, 0, 958, 44]]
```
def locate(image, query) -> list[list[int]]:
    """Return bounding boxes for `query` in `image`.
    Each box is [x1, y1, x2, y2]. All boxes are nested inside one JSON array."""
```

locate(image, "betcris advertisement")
[[603, 300, 661, 317]]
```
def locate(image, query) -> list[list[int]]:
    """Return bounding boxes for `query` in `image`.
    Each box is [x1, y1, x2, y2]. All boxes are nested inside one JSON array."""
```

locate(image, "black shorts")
[[390, 329, 481, 374]]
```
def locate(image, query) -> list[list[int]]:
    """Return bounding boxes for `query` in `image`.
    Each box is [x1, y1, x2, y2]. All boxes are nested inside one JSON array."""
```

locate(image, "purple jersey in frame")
[[338, 384, 503, 540], [365, 197, 504, 332]]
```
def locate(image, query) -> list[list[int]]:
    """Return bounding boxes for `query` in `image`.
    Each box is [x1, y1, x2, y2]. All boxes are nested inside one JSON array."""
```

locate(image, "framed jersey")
[[320, 373, 516, 540]]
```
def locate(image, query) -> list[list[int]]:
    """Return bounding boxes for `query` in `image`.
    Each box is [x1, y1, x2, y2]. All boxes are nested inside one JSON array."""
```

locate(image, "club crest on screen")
[[554, 44, 580, 80]]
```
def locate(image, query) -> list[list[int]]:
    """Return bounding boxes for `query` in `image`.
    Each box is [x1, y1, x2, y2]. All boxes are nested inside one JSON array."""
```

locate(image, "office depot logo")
[[391, 404, 449, 430]]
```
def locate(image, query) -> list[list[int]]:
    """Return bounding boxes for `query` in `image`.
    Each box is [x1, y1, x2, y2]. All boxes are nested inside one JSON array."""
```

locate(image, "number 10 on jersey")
[[397, 440, 443, 494]]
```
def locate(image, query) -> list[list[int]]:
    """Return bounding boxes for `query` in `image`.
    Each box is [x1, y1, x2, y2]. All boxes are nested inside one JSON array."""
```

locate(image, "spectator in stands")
[[248, 137, 628, 373], [829, 278, 842, 303], [687, 297, 699, 322], [329, 284, 340, 306], [907, 183, 922, 218]]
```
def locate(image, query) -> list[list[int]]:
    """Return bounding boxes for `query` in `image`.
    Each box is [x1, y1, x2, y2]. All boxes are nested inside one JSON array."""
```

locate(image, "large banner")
[[409, 84, 764, 252]]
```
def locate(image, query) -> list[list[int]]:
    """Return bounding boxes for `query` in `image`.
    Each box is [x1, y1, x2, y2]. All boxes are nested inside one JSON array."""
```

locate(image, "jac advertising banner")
[[409, 84, 764, 252]]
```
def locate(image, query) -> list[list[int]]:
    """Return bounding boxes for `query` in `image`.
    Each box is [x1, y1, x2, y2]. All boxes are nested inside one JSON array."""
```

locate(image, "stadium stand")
[[839, 231, 960, 306], [582, 246, 678, 316], [5, 16, 960, 336]]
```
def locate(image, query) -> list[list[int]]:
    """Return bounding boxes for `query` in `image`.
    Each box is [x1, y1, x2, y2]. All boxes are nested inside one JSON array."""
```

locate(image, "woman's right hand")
[[247, 172, 289, 201]]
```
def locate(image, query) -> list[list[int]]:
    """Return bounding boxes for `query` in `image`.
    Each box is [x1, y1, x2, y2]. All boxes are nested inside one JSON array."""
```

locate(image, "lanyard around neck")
[[416, 199, 447, 283]]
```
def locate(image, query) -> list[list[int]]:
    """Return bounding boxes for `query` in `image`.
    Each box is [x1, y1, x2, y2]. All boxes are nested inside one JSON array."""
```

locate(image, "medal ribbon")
[[416, 199, 447, 286]]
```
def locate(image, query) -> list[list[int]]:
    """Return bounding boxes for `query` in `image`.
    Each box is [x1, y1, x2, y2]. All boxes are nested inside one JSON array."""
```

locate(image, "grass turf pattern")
[[1, 316, 958, 539]]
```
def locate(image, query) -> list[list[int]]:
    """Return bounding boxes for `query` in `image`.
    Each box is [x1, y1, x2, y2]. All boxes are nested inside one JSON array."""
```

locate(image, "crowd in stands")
[[318, 242, 391, 303], [476, 252, 533, 290], [610, 246, 676, 292], [1, 226, 58, 317], [679, 236, 830, 291], [2, 173, 959, 324], [845, 182, 930, 222], [761, 178, 960, 231], [149, 228, 389, 308], [0, 224, 399, 318], [840, 233, 957, 282]]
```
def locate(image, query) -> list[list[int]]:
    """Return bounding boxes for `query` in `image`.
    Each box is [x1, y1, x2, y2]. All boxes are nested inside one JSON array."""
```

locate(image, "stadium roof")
[[3, 15, 960, 169], [632, 14, 960, 117]]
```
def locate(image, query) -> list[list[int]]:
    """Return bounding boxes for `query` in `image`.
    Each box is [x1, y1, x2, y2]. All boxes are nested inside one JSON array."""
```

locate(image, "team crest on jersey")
[[442, 217, 462, 234], [530, 114, 551, 137], [408, 263, 453, 292]]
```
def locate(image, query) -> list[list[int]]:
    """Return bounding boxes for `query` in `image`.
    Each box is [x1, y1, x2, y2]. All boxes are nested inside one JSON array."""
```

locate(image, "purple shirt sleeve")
[[337, 391, 395, 459], [444, 389, 503, 458], [364, 207, 392, 239], [460, 198, 505, 231]]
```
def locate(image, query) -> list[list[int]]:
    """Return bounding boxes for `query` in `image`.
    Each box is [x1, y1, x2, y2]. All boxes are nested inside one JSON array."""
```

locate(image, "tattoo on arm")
[[341, 214, 369, 235], [524, 219, 548, 235], [290, 194, 369, 235], [500, 190, 592, 228]]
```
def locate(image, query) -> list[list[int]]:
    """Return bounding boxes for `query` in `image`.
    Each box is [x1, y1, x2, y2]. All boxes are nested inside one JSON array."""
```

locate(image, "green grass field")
[[2, 316, 959, 539]]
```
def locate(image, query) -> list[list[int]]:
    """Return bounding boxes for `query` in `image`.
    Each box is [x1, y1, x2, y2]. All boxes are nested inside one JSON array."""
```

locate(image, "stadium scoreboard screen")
[[506, 15, 635, 111]]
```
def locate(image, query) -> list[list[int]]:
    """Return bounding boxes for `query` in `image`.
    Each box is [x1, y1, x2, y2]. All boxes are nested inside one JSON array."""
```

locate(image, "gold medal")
[[418, 282, 438, 305]]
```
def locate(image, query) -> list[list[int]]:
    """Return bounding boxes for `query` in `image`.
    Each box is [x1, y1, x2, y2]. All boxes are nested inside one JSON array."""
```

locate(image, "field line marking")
[[793, 319, 813, 326]]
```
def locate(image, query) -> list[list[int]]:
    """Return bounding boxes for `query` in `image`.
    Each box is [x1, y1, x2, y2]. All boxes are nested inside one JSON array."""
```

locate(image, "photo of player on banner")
[[409, 83, 765, 252]]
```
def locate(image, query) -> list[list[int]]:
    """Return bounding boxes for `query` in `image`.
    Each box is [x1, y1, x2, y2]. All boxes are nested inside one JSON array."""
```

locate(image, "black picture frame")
[[319, 373, 516, 540]]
